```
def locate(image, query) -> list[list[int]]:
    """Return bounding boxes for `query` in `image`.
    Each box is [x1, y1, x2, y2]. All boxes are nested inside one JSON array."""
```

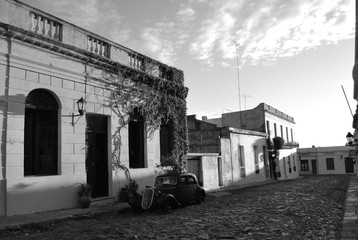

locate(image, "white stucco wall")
[[0, 26, 163, 216], [298, 146, 356, 175], [220, 130, 268, 187], [276, 148, 299, 180]]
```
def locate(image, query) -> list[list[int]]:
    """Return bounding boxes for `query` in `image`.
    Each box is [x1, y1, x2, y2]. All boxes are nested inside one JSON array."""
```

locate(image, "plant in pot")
[[78, 183, 93, 209]]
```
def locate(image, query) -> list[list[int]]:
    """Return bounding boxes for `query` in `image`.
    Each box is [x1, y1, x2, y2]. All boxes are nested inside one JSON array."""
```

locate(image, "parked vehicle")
[[154, 172, 206, 205], [126, 183, 181, 213]]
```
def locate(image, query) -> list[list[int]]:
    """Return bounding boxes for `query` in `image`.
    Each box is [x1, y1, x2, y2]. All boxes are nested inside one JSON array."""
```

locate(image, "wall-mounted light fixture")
[[72, 97, 85, 126], [346, 132, 354, 146]]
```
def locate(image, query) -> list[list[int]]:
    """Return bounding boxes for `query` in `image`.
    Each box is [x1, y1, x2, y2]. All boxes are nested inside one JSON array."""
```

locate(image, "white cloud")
[[109, 28, 132, 45], [140, 4, 196, 65], [142, 22, 177, 65], [47, 0, 100, 29], [189, 0, 355, 67]]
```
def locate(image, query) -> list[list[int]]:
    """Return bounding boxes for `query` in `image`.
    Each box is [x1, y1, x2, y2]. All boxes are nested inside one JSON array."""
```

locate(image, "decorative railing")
[[28, 12, 61, 41], [1, 0, 184, 84], [264, 104, 294, 123], [128, 54, 144, 71], [283, 141, 300, 149], [87, 36, 109, 58]]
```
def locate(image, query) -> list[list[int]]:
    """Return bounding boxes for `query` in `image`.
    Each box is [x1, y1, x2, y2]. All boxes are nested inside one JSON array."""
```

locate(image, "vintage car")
[[154, 172, 206, 205]]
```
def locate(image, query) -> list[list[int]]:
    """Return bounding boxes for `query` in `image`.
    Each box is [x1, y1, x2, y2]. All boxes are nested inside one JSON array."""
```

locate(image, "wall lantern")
[[346, 132, 354, 145], [72, 97, 86, 126]]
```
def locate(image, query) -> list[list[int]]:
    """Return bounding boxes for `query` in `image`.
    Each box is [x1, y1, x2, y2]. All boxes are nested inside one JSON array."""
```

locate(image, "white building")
[[0, 0, 187, 216], [297, 146, 357, 175], [187, 114, 298, 191], [201, 103, 299, 182]]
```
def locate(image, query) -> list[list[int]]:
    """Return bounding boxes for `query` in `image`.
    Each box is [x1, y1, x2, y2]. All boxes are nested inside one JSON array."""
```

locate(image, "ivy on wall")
[[87, 59, 189, 174]]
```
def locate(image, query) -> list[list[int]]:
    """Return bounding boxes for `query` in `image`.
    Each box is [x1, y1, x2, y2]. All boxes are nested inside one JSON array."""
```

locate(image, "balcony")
[[0, 0, 184, 84]]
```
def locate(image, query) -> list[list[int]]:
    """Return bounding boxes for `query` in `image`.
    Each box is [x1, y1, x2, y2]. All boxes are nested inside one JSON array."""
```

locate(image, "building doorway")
[[218, 157, 223, 187], [86, 114, 109, 198], [345, 158, 354, 174], [311, 160, 317, 174]]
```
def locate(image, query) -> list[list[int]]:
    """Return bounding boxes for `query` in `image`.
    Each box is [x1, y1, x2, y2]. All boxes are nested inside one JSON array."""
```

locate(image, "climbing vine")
[[87, 59, 189, 174]]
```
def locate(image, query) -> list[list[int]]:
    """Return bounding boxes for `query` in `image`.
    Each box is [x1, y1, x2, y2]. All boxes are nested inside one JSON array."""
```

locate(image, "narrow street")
[[0, 175, 349, 240]]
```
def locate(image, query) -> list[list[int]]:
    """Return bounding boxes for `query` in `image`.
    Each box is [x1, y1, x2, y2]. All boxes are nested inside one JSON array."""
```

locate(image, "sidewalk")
[[339, 175, 358, 240], [0, 201, 130, 230]]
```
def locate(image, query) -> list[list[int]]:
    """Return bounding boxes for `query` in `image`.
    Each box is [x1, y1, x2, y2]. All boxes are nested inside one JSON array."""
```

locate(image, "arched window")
[[24, 89, 59, 176]]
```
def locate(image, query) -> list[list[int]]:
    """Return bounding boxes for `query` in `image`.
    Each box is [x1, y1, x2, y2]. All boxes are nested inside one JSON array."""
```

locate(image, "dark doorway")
[[86, 114, 109, 198], [160, 119, 173, 160], [218, 157, 223, 187], [311, 160, 317, 174], [24, 89, 59, 176], [345, 158, 354, 173], [129, 110, 145, 168]]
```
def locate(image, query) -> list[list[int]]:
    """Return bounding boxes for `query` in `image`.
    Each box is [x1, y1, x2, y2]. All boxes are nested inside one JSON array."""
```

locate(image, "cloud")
[[189, 0, 355, 66], [140, 4, 195, 65], [25, 0, 354, 68], [109, 28, 132, 45], [141, 22, 177, 65], [42, 0, 101, 29], [28, 0, 126, 40]]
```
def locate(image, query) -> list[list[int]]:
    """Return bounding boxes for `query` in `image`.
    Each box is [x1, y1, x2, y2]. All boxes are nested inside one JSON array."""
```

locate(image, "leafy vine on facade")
[[86, 58, 189, 174]]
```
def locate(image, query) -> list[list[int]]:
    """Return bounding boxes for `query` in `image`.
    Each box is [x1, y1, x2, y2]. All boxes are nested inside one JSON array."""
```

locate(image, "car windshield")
[[155, 177, 177, 185]]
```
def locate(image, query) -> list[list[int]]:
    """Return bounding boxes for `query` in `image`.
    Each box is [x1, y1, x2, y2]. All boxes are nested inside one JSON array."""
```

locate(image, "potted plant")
[[78, 183, 93, 209]]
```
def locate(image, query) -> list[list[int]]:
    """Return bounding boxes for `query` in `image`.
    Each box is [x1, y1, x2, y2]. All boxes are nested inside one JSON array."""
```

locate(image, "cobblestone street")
[[0, 175, 349, 240]]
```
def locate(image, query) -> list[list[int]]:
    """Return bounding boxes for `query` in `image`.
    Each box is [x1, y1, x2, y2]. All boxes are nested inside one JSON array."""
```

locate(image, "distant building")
[[204, 103, 296, 144], [187, 110, 299, 191], [202, 102, 298, 180], [297, 146, 357, 175], [187, 115, 268, 190]]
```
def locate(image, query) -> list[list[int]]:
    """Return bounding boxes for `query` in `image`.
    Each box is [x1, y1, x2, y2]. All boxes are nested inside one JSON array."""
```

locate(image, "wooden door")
[[345, 158, 354, 173], [311, 160, 317, 174], [86, 114, 109, 198]]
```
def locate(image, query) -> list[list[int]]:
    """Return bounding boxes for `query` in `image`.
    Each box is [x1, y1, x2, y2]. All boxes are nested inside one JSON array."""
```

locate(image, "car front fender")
[[157, 193, 181, 207]]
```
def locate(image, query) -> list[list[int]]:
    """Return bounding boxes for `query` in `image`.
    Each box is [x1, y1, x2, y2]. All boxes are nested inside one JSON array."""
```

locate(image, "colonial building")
[[187, 115, 268, 190], [297, 146, 357, 175], [0, 0, 187, 216], [204, 103, 296, 144], [194, 103, 298, 189]]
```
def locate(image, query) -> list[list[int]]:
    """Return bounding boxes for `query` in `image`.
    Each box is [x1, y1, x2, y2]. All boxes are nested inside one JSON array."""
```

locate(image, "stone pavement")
[[0, 175, 356, 239], [339, 175, 358, 240], [0, 179, 276, 230]]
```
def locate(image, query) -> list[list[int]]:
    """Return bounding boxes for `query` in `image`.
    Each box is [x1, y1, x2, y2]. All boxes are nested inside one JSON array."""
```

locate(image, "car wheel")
[[196, 191, 204, 204], [162, 199, 173, 214]]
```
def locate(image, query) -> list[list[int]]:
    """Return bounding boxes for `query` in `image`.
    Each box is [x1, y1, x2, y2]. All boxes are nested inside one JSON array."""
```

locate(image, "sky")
[[21, 0, 357, 148]]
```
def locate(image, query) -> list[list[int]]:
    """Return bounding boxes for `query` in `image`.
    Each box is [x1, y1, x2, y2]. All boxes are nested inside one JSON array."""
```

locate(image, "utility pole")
[[354, 0, 358, 101], [235, 43, 242, 128], [353, 0, 358, 130]]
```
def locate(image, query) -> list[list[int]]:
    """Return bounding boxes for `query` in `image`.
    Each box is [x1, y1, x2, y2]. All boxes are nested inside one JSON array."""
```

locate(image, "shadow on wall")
[[6, 179, 83, 216]]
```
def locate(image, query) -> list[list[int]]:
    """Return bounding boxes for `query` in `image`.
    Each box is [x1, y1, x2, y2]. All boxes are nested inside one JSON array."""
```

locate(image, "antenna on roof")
[[341, 85, 354, 117]]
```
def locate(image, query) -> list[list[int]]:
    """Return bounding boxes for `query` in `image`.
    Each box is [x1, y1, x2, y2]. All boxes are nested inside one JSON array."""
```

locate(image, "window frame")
[[326, 158, 335, 170], [239, 145, 245, 177], [254, 146, 259, 174], [300, 160, 309, 171]]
